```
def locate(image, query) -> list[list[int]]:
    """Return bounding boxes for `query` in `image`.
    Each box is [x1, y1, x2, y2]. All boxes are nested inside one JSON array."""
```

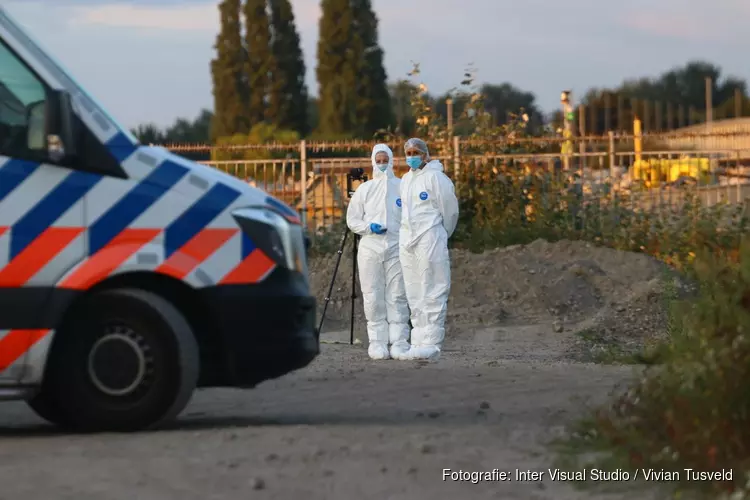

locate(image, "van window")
[[0, 11, 138, 145], [0, 40, 46, 159]]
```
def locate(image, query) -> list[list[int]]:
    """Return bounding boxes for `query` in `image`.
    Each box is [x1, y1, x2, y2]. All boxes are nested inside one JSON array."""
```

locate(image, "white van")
[[0, 7, 318, 431]]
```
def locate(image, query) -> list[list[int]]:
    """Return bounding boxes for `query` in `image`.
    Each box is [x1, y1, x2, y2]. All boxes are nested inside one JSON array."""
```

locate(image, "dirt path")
[[0, 240, 674, 499], [0, 329, 644, 500]]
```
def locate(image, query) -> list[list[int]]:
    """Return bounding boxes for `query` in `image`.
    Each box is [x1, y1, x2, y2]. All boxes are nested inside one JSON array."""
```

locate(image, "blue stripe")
[[163, 182, 241, 258], [0, 159, 39, 203], [89, 160, 188, 255], [106, 132, 138, 163], [241, 233, 256, 259], [10, 171, 101, 258], [265, 195, 298, 218]]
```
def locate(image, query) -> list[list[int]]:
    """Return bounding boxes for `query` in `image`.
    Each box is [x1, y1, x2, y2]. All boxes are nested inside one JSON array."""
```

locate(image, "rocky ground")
[[0, 240, 679, 500]]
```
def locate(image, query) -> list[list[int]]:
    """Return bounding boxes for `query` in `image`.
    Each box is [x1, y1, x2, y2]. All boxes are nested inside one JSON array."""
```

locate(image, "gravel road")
[[0, 328, 645, 500]]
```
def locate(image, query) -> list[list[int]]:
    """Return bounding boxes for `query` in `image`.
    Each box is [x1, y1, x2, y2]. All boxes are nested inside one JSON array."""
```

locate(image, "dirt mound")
[[309, 239, 675, 348]]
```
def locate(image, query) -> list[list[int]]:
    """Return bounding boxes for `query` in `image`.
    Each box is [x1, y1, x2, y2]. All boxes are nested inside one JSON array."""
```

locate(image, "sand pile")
[[309, 239, 675, 346]]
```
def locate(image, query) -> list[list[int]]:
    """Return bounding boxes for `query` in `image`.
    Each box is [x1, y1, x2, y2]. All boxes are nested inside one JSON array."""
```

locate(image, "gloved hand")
[[369, 223, 387, 234]]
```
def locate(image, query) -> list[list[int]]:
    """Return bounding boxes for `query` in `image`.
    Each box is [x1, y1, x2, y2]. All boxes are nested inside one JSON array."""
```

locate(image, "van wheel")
[[45, 288, 199, 432], [26, 389, 73, 428]]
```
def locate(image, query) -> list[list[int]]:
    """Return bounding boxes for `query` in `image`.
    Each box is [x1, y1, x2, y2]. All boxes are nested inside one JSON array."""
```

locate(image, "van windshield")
[[0, 9, 139, 144]]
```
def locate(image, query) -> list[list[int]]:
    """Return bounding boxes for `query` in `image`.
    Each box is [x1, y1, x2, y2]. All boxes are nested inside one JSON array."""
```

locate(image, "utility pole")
[[561, 90, 574, 171]]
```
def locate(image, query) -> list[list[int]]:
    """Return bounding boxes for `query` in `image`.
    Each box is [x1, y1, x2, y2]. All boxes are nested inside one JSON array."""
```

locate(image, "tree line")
[[130, 1, 750, 144]]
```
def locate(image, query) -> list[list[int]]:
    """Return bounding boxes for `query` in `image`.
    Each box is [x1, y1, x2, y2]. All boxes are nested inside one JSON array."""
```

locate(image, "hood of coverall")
[[418, 158, 444, 174], [371, 143, 394, 179]]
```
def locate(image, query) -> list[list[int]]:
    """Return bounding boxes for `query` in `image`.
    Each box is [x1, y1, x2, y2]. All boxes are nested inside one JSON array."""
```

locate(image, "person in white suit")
[[399, 138, 459, 360], [346, 144, 411, 360]]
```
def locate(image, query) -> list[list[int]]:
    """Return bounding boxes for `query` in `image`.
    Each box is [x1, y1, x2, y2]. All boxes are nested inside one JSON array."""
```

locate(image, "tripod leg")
[[350, 233, 358, 345], [317, 229, 349, 335]]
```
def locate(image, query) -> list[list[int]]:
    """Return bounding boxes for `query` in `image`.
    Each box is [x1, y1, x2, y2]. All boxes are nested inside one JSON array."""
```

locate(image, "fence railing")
[[162, 126, 750, 157], [195, 136, 750, 237]]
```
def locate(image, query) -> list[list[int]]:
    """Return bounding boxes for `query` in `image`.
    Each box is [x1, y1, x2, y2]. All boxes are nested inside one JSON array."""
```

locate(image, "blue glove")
[[369, 223, 387, 234]]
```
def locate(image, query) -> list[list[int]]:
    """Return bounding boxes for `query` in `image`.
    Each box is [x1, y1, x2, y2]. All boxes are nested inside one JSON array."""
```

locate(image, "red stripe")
[[156, 228, 236, 279], [0, 226, 7, 238], [220, 249, 276, 284], [0, 329, 50, 371], [60, 228, 160, 290], [0, 227, 83, 286]]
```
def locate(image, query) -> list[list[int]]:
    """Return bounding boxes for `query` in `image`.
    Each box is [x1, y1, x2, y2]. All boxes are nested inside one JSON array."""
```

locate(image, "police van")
[[0, 7, 318, 431]]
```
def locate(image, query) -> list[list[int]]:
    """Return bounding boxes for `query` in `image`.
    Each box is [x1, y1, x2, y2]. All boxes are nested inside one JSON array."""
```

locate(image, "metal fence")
[[148, 129, 750, 237], [192, 144, 750, 236]]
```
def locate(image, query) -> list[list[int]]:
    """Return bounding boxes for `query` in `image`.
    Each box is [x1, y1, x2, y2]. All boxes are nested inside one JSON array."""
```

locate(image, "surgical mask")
[[376, 163, 388, 172], [406, 156, 422, 169]]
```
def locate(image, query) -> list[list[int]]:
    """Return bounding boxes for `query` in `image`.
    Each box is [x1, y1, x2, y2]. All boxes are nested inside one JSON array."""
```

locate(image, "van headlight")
[[231, 207, 307, 274]]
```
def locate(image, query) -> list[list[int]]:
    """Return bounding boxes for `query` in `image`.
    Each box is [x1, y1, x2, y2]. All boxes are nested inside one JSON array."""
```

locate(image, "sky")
[[3, 0, 749, 129]]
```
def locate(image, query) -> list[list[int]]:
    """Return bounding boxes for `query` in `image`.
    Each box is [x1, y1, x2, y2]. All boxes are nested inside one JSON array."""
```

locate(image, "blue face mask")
[[406, 156, 422, 169], [376, 163, 388, 172]]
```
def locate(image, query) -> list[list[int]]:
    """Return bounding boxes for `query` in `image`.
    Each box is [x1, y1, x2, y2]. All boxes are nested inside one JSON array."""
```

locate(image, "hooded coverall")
[[346, 144, 411, 360], [399, 149, 459, 360]]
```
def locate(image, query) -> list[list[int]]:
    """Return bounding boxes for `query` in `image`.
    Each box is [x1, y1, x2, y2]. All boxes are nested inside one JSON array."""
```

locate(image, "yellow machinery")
[[630, 118, 712, 187]]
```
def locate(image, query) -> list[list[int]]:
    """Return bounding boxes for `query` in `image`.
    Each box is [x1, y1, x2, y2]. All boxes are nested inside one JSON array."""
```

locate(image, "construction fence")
[[162, 128, 750, 236]]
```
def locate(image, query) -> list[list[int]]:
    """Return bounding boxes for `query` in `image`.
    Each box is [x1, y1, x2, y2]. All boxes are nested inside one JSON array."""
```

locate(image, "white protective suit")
[[346, 144, 411, 360], [399, 140, 459, 360]]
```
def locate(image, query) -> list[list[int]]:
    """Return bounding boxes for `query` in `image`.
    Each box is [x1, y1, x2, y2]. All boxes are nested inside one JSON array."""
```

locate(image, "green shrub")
[[556, 235, 750, 498]]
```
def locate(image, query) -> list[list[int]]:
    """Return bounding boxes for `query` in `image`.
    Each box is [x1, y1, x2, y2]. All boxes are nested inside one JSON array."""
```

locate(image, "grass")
[[572, 267, 690, 366], [573, 328, 666, 365]]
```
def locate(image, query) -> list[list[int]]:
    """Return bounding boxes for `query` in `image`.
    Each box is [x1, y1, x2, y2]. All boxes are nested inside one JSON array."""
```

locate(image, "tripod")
[[317, 225, 359, 345]]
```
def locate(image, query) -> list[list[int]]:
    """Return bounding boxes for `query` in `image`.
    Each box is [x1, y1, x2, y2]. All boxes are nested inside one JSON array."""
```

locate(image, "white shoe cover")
[[368, 341, 390, 360], [390, 340, 410, 360], [406, 345, 441, 360]]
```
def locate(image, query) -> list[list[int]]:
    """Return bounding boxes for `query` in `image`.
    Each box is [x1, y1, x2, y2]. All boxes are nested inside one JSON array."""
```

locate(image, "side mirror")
[[35, 89, 77, 162]]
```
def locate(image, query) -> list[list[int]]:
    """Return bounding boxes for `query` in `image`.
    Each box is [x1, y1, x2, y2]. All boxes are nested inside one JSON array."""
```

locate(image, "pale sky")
[[4, 0, 749, 129]]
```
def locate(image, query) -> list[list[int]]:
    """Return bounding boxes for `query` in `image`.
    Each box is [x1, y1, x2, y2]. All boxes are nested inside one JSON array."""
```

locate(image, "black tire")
[[26, 388, 73, 428], [42, 288, 200, 432]]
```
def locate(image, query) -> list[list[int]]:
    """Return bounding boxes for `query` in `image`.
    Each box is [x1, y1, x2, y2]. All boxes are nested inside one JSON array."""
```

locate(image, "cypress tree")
[[351, 0, 393, 135], [210, 0, 248, 140], [316, 0, 362, 136], [268, 0, 309, 135], [244, 0, 274, 127]]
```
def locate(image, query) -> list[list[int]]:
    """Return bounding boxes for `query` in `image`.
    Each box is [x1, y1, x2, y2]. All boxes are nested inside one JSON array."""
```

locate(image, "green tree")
[[307, 97, 319, 132], [163, 109, 214, 143], [582, 60, 749, 132], [268, 0, 309, 136], [244, 0, 274, 126], [480, 84, 541, 127], [316, 0, 361, 136], [210, 0, 248, 140], [131, 124, 164, 144], [351, 0, 392, 136], [131, 110, 214, 144]]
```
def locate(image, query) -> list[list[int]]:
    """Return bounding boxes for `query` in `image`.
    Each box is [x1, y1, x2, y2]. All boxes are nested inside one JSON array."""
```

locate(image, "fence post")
[[453, 136, 460, 185], [608, 131, 615, 178], [299, 139, 307, 228], [578, 104, 586, 170], [447, 98, 454, 136]]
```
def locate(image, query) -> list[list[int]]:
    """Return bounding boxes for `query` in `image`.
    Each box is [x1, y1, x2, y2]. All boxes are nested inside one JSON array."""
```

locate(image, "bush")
[[555, 234, 750, 498]]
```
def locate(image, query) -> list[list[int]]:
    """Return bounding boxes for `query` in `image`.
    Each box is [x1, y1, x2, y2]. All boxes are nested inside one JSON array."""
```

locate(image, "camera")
[[346, 167, 368, 198], [349, 167, 366, 181]]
